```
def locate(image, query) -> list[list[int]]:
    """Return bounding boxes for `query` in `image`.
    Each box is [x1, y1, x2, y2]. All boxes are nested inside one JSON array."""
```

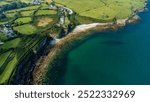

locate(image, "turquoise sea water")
[[56, 4, 150, 85]]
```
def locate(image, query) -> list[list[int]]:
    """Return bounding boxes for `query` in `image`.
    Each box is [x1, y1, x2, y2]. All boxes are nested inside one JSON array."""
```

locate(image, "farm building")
[[32, 0, 41, 4]]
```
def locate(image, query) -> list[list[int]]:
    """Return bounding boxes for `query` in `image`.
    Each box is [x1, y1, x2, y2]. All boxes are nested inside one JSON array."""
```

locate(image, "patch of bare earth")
[[37, 18, 53, 27], [46, 0, 53, 3]]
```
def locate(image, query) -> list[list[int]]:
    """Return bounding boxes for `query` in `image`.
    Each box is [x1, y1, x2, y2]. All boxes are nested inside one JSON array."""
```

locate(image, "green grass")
[[6, 12, 16, 18], [0, 33, 7, 41], [0, 1, 10, 5], [7, 5, 40, 13], [0, 35, 45, 84], [20, 0, 32, 3], [15, 17, 32, 24], [0, 51, 12, 68], [0, 38, 21, 50], [0, 21, 8, 25], [18, 5, 41, 11], [21, 10, 34, 16], [35, 10, 57, 16], [0, 54, 18, 84], [14, 24, 37, 35], [54, 0, 146, 21], [0, 0, 57, 84], [0, 34, 45, 84]]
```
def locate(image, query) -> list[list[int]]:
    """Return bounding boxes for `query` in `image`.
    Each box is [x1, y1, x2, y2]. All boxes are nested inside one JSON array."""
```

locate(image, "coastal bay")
[[35, 1, 149, 84], [32, 0, 149, 85], [55, 3, 150, 85], [0, 0, 147, 84]]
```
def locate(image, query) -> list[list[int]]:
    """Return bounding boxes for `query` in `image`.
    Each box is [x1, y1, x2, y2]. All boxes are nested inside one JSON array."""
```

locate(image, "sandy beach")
[[32, 21, 125, 84]]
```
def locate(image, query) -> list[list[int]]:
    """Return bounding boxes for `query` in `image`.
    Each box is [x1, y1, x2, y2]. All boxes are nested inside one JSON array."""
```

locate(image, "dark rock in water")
[[127, 15, 141, 23]]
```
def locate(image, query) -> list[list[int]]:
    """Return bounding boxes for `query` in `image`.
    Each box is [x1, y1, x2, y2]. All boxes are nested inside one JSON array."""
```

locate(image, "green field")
[[0, 51, 12, 68], [0, 21, 8, 25], [54, 0, 146, 20], [6, 5, 40, 13], [6, 12, 16, 18], [0, 1, 9, 5], [15, 17, 32, 24], [0, 0, 60, 84], [0, 33, 7, 41], [21, 11, 34, 16], [35, 10, 57, 16], [0, 38, 21, 50], [14, 24, 37, 35], [0, 36, 45, 84], [0, 54, 17, 84], [20, 0, 32, 3]]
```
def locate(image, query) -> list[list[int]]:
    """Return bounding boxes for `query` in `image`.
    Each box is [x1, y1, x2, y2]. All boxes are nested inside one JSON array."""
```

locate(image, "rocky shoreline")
[[32, 2, 148, 85]]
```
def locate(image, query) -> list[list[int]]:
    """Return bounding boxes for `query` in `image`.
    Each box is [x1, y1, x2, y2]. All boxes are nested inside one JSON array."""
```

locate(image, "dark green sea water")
[[56, 4, 150, 85]]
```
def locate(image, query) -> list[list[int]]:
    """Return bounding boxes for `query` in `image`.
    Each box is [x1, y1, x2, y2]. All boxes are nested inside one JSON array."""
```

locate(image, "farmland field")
[[21, 11, 34, 16], [45, 0, 53, 3], [0, 38, 21, 50], [0, 0, 61, 84], [37, 17, 54, 27], [35, 10, 57, 16], [0, 51, 12, 68], [0, 33, 7, 41], [0, 1, 9, 5], [6, 5, 40, 13], [54, 0, 146, 20], [20, 0, 32, 3], [0, 35, 45, 84], [6, 12, 16, 18], [14, 24, 37, 35], [15, 17, 32, 24], [0, 54, 18, 84]]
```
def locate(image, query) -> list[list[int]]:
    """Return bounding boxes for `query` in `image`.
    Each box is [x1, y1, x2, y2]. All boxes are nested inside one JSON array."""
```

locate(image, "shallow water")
[[55, 3, 150, 85]]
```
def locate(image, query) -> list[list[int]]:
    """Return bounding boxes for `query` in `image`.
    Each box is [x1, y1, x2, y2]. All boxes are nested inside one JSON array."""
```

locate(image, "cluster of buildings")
[[0, 24, 17, 45], [59, 7, 74, 26], [0, 41, 4, 45], [32, 0, 42, 4]]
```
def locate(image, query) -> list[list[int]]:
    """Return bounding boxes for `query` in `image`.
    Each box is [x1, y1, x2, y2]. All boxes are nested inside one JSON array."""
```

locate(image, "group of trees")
[[0, 1, 29, 20], [0, 1, 28, 13], [0, 13, 6, 19]]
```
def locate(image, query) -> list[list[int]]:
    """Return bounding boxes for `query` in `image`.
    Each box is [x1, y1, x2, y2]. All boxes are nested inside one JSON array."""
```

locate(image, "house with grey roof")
[[1, 25, 17, 38], [32, 0, 41, 4], [0, 41, 4, 45]]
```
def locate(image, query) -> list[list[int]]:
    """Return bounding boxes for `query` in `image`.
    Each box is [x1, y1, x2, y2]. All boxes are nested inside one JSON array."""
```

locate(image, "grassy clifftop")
[[54, 0, 147, 21]]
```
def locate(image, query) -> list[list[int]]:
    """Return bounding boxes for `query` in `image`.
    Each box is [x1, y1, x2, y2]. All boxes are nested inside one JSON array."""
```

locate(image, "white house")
[[0, 41, 4, 45], [2, 25, 17, 38], [49, 4, 57, 10], [32, 0, 41, 4]]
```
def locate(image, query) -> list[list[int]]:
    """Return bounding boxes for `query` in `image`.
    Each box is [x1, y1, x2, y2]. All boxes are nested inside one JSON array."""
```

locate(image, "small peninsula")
[[0, 0, 148, 84]]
